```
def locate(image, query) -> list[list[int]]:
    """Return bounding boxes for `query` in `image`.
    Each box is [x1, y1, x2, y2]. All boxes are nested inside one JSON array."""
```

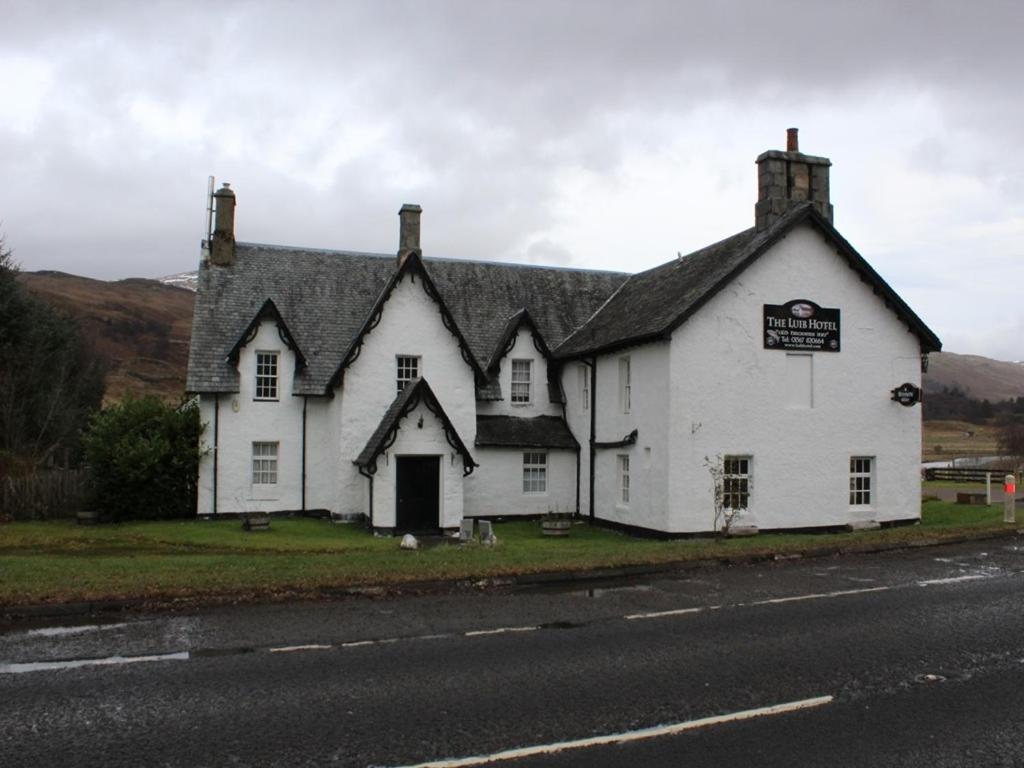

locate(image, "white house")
[[186, 130, 941, 535]]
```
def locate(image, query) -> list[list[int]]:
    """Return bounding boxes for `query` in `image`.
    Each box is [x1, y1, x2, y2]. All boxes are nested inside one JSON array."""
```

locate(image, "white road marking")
[[388, 695, 834, 768], [625, 607, 707, 620], [269, 644, 333, 653], [745, 586, 891, 606], [24, 622, 130, 638], [0, 651, 190, 675], [341, 640, 377, 648], [918, 574, 990, 586], [464, 626, 539, 637]]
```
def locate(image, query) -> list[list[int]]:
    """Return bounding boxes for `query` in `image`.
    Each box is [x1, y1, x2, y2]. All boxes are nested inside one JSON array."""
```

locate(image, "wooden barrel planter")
[[541, 515, 572, 537]]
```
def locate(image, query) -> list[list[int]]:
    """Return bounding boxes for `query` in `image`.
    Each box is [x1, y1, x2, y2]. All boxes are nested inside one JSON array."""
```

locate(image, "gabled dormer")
[[477, 308, 563, 417]]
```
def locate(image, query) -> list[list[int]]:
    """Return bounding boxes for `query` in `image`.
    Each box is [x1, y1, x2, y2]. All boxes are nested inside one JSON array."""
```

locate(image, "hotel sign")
[[763, 299, 840, 352]]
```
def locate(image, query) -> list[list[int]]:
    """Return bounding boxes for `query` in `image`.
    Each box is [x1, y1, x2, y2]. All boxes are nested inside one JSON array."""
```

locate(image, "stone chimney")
[[755, 128, 833, 231], [397, 203, 422, 267], [210, 183, 236, 266]]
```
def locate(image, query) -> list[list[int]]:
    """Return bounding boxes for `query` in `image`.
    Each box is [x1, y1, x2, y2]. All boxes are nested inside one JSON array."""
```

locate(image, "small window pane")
[[397, 356, 420, 393], [255, 352, 279, 400], [850, 456, 873, 506], [723, 455, 750, 510], [523, 451, 547, 493], [619, 454, 630, 504], [252, 441, 278, 484], [511, 360, 532, 404]]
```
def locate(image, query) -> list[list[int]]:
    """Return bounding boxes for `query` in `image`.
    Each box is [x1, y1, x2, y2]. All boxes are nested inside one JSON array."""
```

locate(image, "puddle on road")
[[0, 651, 190, 675]]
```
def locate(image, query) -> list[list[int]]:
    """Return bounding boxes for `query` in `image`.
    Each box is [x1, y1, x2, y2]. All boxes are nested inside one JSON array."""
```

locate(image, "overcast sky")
[[2, 0, 1022, 359]]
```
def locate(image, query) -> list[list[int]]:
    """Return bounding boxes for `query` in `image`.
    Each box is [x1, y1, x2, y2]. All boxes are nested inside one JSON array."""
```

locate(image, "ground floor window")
[[619, 454, 630, 504], [523, 452, 547, 493], [723, 455, 750, 510], [252, 441, 279, 484], [850, 457, 873, 506]]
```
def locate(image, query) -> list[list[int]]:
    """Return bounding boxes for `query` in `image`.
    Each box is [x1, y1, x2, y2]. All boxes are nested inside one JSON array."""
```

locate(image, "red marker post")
[[1005, 474, 1016, 525]]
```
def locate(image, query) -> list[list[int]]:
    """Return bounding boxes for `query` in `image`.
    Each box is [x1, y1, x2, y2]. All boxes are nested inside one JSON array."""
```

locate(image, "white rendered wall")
[[464, 449, 577, 517], [589, 342, 672, 529], [196, 321, 306, 514], [477, 327, 562, 417], [667, 223, 923, 533], [561, 361, 592, 516], [338, 272, 478, 519], [365, 400, 466, 530]]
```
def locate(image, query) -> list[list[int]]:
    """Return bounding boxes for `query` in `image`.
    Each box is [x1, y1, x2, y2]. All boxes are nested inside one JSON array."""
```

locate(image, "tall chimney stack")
[[210, 183, 236, 266], [755, 129, 833, 232], [397, 203, 422, 267]]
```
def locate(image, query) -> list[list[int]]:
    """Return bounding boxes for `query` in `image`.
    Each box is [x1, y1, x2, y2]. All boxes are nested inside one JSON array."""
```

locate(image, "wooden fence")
[[0, 469, 87, 520], [923, 467, 1018, 484]]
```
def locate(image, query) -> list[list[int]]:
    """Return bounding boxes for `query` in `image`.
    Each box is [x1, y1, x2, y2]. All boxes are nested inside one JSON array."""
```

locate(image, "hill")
[[923, 351, 1024, 402], [18, 271, 195, 403]]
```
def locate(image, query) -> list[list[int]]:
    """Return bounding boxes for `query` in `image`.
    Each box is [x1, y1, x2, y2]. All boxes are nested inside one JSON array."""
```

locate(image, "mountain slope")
[[923, 351, 1024, 402], [18, 271, 195, 403]]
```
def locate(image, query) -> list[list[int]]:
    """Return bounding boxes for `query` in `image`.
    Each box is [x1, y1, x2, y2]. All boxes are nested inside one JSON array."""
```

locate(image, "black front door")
[[396, 456, 440, 532]]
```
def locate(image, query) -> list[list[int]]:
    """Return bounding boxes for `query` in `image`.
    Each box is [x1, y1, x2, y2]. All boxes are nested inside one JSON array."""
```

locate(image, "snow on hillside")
[[157, 271, 198, 291]]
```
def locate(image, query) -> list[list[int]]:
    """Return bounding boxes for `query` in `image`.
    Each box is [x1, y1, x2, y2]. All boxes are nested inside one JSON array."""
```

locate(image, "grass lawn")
[[0, 501, 1017, 607]]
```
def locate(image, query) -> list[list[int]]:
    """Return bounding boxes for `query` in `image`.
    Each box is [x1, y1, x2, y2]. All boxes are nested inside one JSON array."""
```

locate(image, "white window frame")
[[619, 454, 630, 504], [522, 452, 547, 494], [619, 356, 631, 413], [251, 441, 279, 485], [850, 457, 874, 507], [579, 364, 589, 412], [255, 351, 279, 401], [396, 355, 420, 393], [510, 359, 532, 404], [723, 455, 751, 511]]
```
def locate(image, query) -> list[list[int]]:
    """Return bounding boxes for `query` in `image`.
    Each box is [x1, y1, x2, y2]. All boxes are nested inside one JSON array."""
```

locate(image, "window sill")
[[253, 398, 279, 403], [523, 491, 548, 497]]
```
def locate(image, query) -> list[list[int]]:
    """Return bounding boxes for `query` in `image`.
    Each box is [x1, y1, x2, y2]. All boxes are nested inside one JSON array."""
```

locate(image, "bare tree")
[[704, 454, 739, 535]]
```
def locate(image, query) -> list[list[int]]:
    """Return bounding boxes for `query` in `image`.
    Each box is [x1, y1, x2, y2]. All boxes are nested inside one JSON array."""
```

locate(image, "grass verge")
[[0, 501, 1018, 607]]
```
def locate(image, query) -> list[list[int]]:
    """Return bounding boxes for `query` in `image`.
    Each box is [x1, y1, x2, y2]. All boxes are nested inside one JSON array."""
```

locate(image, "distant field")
[[923, 420, 1001, 462]]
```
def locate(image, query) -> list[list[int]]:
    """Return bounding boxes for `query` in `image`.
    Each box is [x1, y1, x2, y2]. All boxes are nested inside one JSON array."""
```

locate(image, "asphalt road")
[[2, 539, 1024, 767]]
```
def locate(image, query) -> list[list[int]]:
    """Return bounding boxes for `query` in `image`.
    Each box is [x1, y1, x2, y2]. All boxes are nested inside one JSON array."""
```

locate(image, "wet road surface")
[[3, 538, 1024, 766]]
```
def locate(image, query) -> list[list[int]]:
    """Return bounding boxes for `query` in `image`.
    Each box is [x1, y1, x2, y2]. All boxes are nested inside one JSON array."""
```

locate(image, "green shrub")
[[82, 395, 203, 521]]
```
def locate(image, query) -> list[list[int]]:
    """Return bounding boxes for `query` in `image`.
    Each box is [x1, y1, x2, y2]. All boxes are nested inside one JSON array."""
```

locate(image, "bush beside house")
[[82, 395, 203, 521]]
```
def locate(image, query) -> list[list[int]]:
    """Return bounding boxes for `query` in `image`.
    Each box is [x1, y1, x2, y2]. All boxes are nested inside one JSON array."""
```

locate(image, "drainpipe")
[[558, 373, 581, 518], [212, 394, 219, 517], [588, 356, 597, 522], [301, 396, 308, 512]]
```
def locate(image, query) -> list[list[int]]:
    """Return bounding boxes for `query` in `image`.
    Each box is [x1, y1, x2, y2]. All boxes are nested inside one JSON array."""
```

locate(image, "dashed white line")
[[464, 626, 539, 637], [387, 695, 835, 767], [269, 644, 333, 653], [918, 574, 990, 587], [0, 651, 190, 675], [745, 586, 892, 606], [626, 606, 708, 621]]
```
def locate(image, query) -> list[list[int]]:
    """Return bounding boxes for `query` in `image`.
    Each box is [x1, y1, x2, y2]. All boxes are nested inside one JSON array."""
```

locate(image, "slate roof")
[[554, 204, 942, 358], [186, 243, 627, 395], [354, 378, 475, 472], [475, 415, 579, 450]]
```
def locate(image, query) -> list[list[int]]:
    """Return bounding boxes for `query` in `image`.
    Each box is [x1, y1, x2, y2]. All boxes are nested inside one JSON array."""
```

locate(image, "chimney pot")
[[210, 182, 237, 266], [397, 203, 422, 267], [787, 127, 799, 153]]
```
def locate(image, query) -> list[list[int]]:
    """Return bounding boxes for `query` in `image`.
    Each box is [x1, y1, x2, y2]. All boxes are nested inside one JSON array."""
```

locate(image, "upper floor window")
[[850, 457, 873, 506], [579, 364, 589, 411], [397, 355, 420, 393], [619, 356, 631, 413], [522, 451, 547, 493], [511, 359, 532, 404], [723, 456, 750, 511], [252, 441, 279, 484], [255, 351, 279, 400]]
